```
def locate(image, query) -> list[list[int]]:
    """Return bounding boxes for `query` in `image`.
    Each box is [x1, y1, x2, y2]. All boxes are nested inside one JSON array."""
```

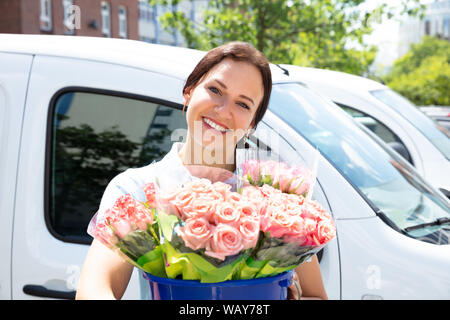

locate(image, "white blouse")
[[90, 142, 195, 226]]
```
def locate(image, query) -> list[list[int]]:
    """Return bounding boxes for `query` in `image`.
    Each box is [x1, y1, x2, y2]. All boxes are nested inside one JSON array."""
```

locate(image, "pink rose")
[[303, 217, 317, 234], [241, 186, 267, 215], [93, 221, 117, 246], [111, 219, 132, 239], [143, 182, 157, 208], [188, 179, 213, 194], [108, 194, 154, 231], [260, 184, 281, 198], [301, 199, 329, 221], [242, 160, 260, 183], [238, 217, 260, 250], [212, 181, 232, 199], [282, 217, 307, 244], [212, 202, 240, 226], [205, 224, 244, 260], [176, 217, 213, 250], [261, 207, 295, 238], [241, 186, 263, 199], [133, 210, 154, 231], [226, 192, 242, 207], [236, 202, 259, 220], [313, 218, 336, 245], [198, 190, 223, 202], [181, 197, 217, 221], [273, 165, 293, 192], [170, 189, 194, 218], [288, 166, 313, 196]]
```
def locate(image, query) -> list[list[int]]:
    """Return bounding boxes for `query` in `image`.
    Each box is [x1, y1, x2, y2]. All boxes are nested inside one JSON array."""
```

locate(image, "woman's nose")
[[214, 98, 233, 119]]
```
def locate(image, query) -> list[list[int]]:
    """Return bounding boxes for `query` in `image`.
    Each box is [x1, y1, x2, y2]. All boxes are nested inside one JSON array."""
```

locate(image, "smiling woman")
[[76, 42, 327, 300], [180, 42, 272, 172]]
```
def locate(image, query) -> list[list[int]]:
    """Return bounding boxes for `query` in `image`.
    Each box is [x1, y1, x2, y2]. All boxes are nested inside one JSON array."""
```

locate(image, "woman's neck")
[[178, 137, 236, 173]]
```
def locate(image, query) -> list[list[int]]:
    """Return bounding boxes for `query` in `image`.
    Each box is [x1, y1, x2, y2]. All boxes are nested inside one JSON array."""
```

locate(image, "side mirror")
[[387, 141, 412, 165]]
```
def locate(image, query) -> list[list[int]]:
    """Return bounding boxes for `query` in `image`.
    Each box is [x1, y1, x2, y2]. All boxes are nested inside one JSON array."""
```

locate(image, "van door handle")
[[23, 284, 76, 300]]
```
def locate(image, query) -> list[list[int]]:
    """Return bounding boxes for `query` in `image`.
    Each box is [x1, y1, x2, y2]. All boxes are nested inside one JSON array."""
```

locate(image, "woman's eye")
[[238, 102, 250, 110], [208, 86, 220, 94]]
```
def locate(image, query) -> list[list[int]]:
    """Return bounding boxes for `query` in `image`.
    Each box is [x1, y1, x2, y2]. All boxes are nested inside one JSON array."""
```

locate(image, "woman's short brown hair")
[[184, 41, 272, 128]]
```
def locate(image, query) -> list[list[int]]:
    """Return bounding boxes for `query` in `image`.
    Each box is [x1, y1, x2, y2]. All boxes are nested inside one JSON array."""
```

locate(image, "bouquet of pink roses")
[[89, 153, 336, 283], [88, 183, 167, 277], [236, 183, 335, 279], [154, 178, 261, 283], [240, 159, 315, 197]]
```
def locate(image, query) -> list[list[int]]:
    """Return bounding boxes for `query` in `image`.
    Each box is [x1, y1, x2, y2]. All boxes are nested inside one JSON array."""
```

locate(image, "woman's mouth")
[[202, 117, 230, 134]]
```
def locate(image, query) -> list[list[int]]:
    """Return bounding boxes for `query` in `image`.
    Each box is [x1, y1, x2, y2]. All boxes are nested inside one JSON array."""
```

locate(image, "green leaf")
[[136, 246, 167, 278], [157, 209, 180, 242], [162, 240, 249, 283]]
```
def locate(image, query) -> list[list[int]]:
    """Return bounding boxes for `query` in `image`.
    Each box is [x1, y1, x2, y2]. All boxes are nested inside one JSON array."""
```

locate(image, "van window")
[[370, 89, 450, 160], [48, 90, 186, 244], [338, 104, 413, 164]]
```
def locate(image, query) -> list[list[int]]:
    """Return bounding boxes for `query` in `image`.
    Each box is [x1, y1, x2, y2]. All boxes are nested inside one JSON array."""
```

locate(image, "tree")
[[384, 36, 450, 106], [150, 0, 424, 76]]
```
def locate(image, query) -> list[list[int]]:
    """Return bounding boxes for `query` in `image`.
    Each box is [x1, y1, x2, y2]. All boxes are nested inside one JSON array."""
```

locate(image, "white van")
[[280, 65, 450, 196], [1, 34, 449, 300]]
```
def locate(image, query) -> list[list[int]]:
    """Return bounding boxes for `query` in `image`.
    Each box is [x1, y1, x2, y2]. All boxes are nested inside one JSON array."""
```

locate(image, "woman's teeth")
[[203, 117, 229, 132]]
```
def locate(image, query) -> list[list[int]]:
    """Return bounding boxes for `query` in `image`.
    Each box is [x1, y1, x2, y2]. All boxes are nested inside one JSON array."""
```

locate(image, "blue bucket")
[[143, 270, 294, 300]]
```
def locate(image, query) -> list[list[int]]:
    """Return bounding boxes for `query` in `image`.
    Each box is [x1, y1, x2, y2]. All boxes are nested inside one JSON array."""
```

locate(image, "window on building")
[[48, 90, 186, 243], [425, 20, 430, 35], [139, 1, 153, 21], [118, 6, 128, 39], [40, 0, 52, 31], [444, 18, 449, 39], [101, 1, 111, 37], [62, 0, 74, 35]]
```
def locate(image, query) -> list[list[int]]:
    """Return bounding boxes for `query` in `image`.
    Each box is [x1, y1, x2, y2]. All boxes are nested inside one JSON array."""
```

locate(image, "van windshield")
[[269, 83, 450, 244], [370, 89, 450, 160]]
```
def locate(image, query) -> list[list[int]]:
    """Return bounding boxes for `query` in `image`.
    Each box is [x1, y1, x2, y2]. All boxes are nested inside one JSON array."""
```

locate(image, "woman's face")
[[183, 58, 264, 159]]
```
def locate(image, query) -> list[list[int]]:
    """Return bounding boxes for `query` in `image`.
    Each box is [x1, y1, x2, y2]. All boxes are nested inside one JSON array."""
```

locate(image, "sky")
[[362, 0, 437, 74], [365, 0, 434, 46]]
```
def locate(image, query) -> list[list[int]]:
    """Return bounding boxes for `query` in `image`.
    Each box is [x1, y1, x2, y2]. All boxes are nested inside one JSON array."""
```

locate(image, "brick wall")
[[0, 0, 22, 33], [74, 0, 102, 37], [0, 0, 138, 40]]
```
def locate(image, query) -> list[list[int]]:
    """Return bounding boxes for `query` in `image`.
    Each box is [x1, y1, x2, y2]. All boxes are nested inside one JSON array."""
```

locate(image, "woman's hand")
[[287, 271, 302, 300], [287, 254, 328, 300]]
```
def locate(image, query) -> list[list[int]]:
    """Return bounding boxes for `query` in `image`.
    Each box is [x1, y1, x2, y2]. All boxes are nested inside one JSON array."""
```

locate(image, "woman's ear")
[[183, 87, 192, 106]]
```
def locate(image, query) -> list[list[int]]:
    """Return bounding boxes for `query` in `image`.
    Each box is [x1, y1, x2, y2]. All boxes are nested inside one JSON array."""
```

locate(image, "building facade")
[[0, 0, 208, 47], [0, 0, 139, 40], [138, 0, 208, 46], [398, 0, 450, 57]]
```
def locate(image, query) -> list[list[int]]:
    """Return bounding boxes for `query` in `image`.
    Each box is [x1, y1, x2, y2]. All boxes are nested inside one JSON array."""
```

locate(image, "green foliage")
[[149, 0, 423, 76], [384, 36, 450, 105]]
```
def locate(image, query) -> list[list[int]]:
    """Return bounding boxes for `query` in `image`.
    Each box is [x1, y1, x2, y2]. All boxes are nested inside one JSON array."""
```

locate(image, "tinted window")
[[48, 90, 186, 243], [339, 104, 413, 164], [371, 89, 450, 160]]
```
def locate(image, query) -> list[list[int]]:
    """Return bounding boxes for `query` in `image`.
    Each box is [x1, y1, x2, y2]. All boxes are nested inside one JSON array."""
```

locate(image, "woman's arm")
[[76, 239, 134, 300], [288, 254, 328, 300]]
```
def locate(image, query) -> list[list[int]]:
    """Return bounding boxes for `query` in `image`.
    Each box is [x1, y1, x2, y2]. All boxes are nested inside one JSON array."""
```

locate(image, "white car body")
[[1, 34, 449, 300], [280, 65, 450, 193]]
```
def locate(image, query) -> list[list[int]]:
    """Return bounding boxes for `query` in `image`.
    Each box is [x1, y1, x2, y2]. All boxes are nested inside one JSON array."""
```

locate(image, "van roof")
[[0, 34, 287, 81], [280, 64, 386, 92]]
